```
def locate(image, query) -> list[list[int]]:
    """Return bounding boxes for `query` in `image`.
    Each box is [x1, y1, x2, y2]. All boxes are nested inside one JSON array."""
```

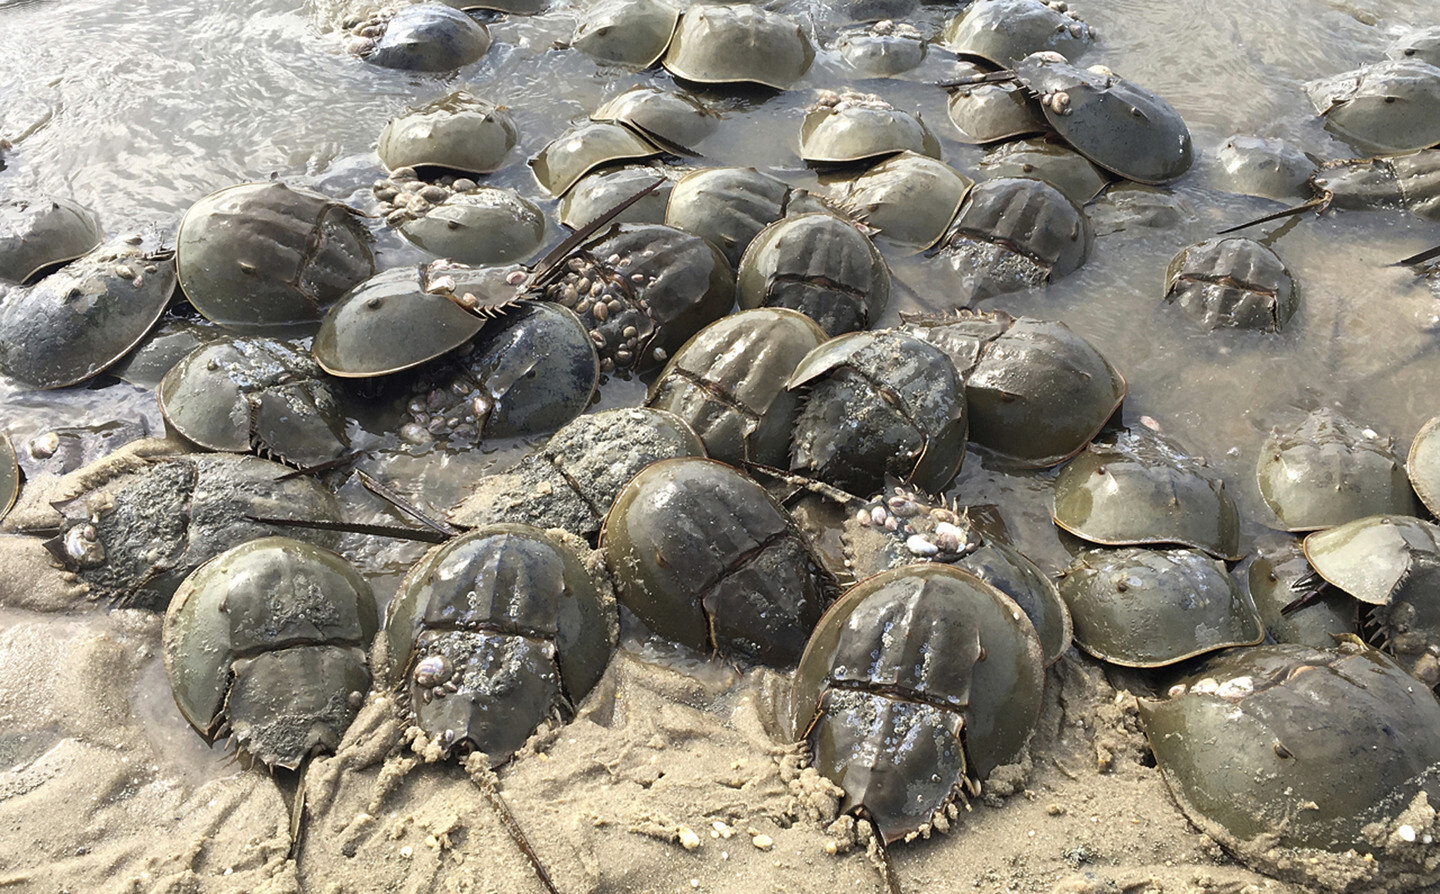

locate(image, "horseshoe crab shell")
[[835, 20, 926, 78], [901, 310, 1126, 468], [175, 181, 374, 335], [353, 3, 492, 72], [1052, 427, 1242, 560], [559, 165, 677, 230], [1164, 237, 1298, 332], [1138, 641, 1440, 853], [941, 0, 1093, 68], [396, 187, 545, 265], [1015, 52, 1194, 186], [0, 234, 177, 389], [1306, 60, 1440, 155], [663, 167, 793, 268], [798, 92, 941, 165], [571, 0, 680, 70], [946, 81, 1048, 145], [1388, 26, 1440, 67], [377, 92, 518, 174], [1408, 414, 1440, 517], [0, 196, 102, 284], [662, 5, 814, 90], [830, 151, 973, 254], [1256, 408, 1418, 531], [1058, 546, 1264, 667], [1302, 515, 1440, 608], [592, 86, 717, 154], [0, 433, 17, 522], [1248, 541, 1357, 649], [1214, 135, 1316, 203], [529, 121, 661, 197], [312, 261, 513, 377], [980, 137, 1111, 204]]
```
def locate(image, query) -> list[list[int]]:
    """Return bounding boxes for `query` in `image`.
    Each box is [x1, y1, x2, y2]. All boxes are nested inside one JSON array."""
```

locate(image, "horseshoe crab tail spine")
[[466, 755, 562, 894], [1216, 196, 1327, 234], [1396, 242, 1440, 267]]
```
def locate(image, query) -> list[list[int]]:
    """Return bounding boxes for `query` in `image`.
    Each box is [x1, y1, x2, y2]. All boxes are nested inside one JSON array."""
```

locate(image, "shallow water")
[[1, 0, 1438, 789]]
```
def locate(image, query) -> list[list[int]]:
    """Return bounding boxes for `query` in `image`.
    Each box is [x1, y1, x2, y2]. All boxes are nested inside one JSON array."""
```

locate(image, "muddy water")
[[0, 0, 1438, 804]]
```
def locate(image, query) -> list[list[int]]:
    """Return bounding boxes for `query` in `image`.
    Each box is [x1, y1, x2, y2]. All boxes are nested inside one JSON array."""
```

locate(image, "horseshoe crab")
[[1013, 52, 1194, 186], [0, 196, 102, 284], [979, 137, 1111, 204], [1057, 546, 1264, 667], [559, 165, 677, 230], [531, 223, 735, 375], [901, 310, 1126, 468], [1306, 60, 1440, 155], [1163, 236, 1298, 332], [1222, 149, 1440, 233], [661, 5, 814, 90], [1214, 135, 1316, 203], [0, 433, 17, 523], [571, 0, 680, 70], [529, 121, 661, 198], [394, 186, 546, 266], [1139, 641, 1440, 856], [6, 450, 342, 611], [645, 307, 828, 467], [1052, 427, 1241, 560], [380, 524, 615, 762], [163, 537, 377, 769], [835, 19, 926, 78], [946, 80, 1048, 145], [841, 483, 1072, 665], [790, 563, 1045, 843], [600, 456, 830, 667], [663, 166, 797, 268], [1256, 408, 1418, 531], [592, 85, 718, 155], [312, 261, 512, 378], [936, 177, 1093, 304], [175, 181, 374, 335], [1248, 540, 1357, 649], [158, 337, 351, 471], [449, 406, 705, 537], [787, 329, 967, 496], [829, 151, 974, 255], [0, 233, 176, 389], [941, 0, 1093, 69], [736, 212, 890, 337], [1407, 414, 1440, 518], [346, 3, 492, 72], [377, 91, 518, 175], [1389, 26, 1440, 67], [798, 89, 941, 166]]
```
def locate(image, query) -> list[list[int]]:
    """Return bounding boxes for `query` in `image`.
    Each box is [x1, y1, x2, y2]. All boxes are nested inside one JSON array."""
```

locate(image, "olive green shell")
[[1256, 408, 1418, 531], [1248, 540, 1357, 649], [559, 166, 677, 230], [158, 336, 350, 471], [646, 308, 828, 467], [1015, 52, 1194, 186], [791, 564, 1045, 842], [600, 456, 827, 667], [1311, 151, 1440, 221], [0, 433, 17, 523], [947, 81, 1048, 145], [664, 167, 792, 269], [175, 181, 374, 335], [1214, 135, 1316, 203], [0, 235, 177, 389], [592, 86, 717, 154], [359, 3, 492, 72], [1052, 428, 1241, 560], [1302, 515, 1440, 607], [1408, 414, 1440, 517], [1389, 26, 1440, 67], [798, 103, 941, 165], [383, 524, 615, 763], [0, 196, 102, 284], [313, 262, 512, 377], [571, 0, 680, 70], [377, 92, 518, 174], [162, 537, 377, 769], [662, 5, 814, 90], [1306, 60, 1440, 155], [448, 407, 705, 536], [737, 212, 890, 337], [397, 188, 545, 266], [1165, 237, 1297, 332], [902, 310, 1126, 468], [1139, 642, 1440, 851], [980, 138, 1112, 205], [835, 25, 926, 78], [529, 121, 661, 197], [830, 151, 973, 254], [1058, 546, 1264, 667], [944, 177, 1093, 285], [941, 0, 1093, 68]]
